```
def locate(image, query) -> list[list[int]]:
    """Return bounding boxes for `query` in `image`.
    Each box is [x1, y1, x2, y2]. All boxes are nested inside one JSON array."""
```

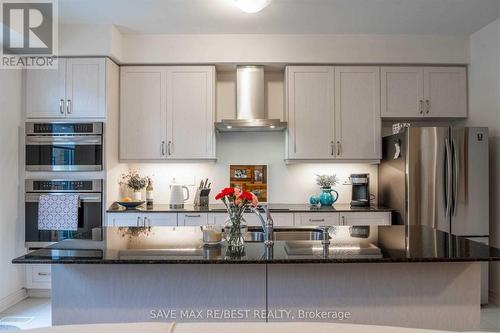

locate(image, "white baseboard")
[[490, 289, 500, 305], [0, 288, 28, 313], [27, 289, 51, 298]]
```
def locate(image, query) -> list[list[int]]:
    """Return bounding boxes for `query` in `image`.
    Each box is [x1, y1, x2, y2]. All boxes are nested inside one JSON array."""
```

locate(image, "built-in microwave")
[[25, 122, 103, 172]]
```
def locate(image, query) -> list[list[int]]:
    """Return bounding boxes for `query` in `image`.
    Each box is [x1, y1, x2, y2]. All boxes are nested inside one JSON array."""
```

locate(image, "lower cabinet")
[[295, 213, 340, 226], [26, 264, 51, 289], [179, 213, 208, 226], [340, 212, 391, 226], [144, 213, 178, 226]]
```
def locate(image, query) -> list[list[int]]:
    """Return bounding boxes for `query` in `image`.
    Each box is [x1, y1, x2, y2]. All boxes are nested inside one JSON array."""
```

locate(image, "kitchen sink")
[[244, 228, 324, 242]]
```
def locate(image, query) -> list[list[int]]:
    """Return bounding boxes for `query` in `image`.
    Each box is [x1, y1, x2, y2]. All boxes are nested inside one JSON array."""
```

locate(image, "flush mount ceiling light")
[[234, 0, 272, 13]]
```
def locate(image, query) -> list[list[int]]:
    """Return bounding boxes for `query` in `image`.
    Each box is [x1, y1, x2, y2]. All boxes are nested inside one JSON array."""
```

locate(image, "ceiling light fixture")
[[233, 0, 272, 13]]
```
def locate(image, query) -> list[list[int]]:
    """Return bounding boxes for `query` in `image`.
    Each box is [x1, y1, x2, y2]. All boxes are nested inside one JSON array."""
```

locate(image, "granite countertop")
[[13, 225, 500, 265], [107, 203, 393, 213]]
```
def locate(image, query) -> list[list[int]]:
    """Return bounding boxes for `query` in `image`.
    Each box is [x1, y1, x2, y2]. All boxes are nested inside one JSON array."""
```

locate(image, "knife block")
[[194, 188, 211, 207]]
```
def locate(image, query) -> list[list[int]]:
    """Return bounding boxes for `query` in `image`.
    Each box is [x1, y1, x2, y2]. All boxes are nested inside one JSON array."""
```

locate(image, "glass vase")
[[224, 215, 247, 250]]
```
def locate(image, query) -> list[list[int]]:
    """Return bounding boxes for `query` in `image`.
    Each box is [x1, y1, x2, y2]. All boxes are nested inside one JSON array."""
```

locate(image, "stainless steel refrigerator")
[[379, 126, 489, 303]]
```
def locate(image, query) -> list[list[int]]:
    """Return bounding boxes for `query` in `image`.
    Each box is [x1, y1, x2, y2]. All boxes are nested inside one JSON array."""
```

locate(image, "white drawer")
[[269, 213, 294, 226], [295, 213, 340, 226], [210, 213, 229, 225], [144, 213, 178, 226], [340, 212, 391, 226], [26, 264, 51, 289], [179, 213, 208, 226], [107, 213, 142, 227]]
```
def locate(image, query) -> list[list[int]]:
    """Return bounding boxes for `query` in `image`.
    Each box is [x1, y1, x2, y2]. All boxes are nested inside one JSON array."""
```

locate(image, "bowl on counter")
[[116, 201, 146, 209]]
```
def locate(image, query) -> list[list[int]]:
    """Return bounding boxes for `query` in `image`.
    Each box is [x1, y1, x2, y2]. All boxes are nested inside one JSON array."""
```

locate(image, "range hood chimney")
[[215, 66, 287, 132]]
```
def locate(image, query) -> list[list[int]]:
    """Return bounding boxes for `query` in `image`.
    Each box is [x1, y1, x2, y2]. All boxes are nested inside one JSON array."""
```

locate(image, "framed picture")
[[229, 164, 268, 202]]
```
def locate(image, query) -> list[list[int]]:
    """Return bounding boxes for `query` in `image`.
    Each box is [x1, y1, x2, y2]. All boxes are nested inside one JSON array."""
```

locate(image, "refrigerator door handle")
[[444, 138, 452, 217], [452, 138, 459, 217]]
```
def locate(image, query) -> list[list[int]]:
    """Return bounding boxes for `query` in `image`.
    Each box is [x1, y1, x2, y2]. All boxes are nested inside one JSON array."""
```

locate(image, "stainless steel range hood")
[[215, 66, 287, 132]]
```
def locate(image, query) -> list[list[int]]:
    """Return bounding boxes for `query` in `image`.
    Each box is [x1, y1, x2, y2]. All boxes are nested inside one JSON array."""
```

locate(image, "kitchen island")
[[13, 225, 500, 331]]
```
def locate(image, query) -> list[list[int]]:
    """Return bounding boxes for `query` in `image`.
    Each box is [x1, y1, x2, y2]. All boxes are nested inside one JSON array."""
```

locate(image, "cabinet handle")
[[341, 216, 346, 226], [419, 100, 424, 114], [144, 217, 149, 227], [336, 141, 341, 156], [66, 99, 72, 114], [330, 141, 334, 156], [37, 272, 51, 276], [59, 99, 64, 114], [161, 141, 165, 156], [136, 216, 141, 227], [167, 141, 172, 156], [309, 218, 325, 222], [425, 100, 430, 114], [185, 214, 201, 218]]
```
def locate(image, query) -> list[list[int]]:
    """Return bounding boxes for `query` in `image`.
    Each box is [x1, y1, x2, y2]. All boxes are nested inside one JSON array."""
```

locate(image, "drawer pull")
[[37, 272, 51, 276], [309, 218, 325, 222], [185, 214, 201, 218]]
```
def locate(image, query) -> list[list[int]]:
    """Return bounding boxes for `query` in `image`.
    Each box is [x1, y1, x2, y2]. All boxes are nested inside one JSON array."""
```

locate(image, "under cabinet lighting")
[[234, 0, 272, 13], [269, 125, 276, 129], [226, 125, 233, 129]]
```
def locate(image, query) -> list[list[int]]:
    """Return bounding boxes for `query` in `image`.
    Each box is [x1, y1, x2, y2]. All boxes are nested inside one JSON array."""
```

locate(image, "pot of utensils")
[[194, 178, 211, 207]]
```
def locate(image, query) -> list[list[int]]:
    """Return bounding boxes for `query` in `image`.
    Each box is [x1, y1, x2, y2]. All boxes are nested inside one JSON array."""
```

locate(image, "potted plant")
[[120, 170, 148, 201], [315, 174, 339, 206], [215, 187, 258, 250]]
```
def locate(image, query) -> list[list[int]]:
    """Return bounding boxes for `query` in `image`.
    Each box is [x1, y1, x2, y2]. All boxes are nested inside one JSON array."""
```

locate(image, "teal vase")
[[319, 187, 339, 206]]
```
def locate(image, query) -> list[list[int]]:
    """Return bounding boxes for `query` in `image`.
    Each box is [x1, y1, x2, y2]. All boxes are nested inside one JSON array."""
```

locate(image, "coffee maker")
[[350, 174, 370, 207]]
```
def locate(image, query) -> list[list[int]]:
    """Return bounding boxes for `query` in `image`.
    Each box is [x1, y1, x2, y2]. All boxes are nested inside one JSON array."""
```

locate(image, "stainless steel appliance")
[[350, 174, 370, 207], [25, 122, 103, 171], [25, 179, 103, 247], [378, 126, 489, 302]]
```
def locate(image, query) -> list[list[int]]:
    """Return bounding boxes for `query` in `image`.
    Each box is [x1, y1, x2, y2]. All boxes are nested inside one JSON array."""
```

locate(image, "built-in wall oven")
[[25, 179, 103, 247], [25, 122, 103, 172]]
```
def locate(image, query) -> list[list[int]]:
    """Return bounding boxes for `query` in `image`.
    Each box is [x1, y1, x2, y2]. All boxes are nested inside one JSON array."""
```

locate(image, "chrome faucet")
[[251, 205, 274, 246]]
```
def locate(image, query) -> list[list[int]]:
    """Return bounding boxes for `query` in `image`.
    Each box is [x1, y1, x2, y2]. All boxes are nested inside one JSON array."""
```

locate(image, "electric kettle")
[[170, 184, 190, 208]]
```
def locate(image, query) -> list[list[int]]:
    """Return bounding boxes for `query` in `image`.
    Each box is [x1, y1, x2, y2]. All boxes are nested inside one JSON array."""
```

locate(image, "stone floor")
[[0, 298, 499, 331]]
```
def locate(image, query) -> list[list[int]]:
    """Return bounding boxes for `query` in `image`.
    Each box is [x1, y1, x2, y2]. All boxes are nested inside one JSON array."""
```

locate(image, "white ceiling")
[[59, 0, 500, 35]]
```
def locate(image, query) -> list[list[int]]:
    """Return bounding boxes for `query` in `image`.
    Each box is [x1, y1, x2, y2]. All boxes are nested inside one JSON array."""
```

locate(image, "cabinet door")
[[295, 213, 340, 226], [340, 212, 391, 226], [286, 66, 335, 159], [167, 66, 215, 159], [424, 67, 467, 118], [144, 213, 177, 227], [381, 67, 424, 118], [65, 58, 106, 118], [107, 213, 142, 227], [243, 213, 262, 227], [210, 213, 229, 226], [26, 58, 66, 118], [179, 213, 208, 226], [335, 67, 381, 160], [120, 67, 167, 160], [270, 213, 294, 226], [26, 264, 51, 289]]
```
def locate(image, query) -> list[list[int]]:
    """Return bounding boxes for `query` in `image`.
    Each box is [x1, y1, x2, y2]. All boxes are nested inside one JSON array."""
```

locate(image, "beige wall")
[[467, 17, 500, 303], [0, 69, 25, 310]]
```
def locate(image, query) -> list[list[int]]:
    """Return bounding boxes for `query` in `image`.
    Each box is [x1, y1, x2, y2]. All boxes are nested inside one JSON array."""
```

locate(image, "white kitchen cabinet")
[[381, 67, 424, 118], [286, 66, 335, 159], [65, 58, 106, 118], [270, 213, 294, 226], [106, 213, 142, 227], [381, 66, 467, 118], [339, 212, 391, 226], [295, 213, 340, 226], [179, 213, 208, 226], [26, 58, 66, 118], [120, 67, 167, 160], [144, 213, 178, 226], [26, 264, 51, 289], [120, 66, 215, 160], [424, 67, 467, 118], [334, 67, 381, 160], [167, 66, 215, 159], [210, 213, 229, 225], [26, 58, 107, 119]]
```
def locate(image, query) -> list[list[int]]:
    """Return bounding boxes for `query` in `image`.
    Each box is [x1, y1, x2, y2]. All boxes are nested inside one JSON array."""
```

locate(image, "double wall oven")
[[25, 122, 103, 172], [25, 122, 104, 247]]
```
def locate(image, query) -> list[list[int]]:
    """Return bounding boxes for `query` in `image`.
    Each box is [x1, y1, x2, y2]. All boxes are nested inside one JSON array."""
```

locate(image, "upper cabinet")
[[120, 66, 215, 161], [26, 58, 107, 119], [286, 66, 334, 159], [381, 66, 467, 118], [286, 66, 381, 161]]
